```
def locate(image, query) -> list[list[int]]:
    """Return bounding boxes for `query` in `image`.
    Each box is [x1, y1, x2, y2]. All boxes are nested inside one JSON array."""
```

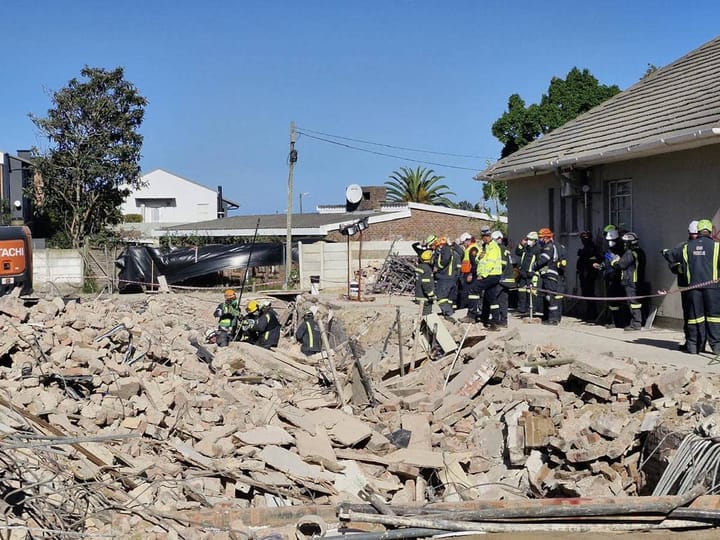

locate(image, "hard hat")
[[538, 228, 553, 239], [420, 250, 434, 263], [605, 229, 619, 241], [603, 224, 617, 233], [480, 226, 491, 236], [224, 288, 236, 300], [246, 300, 259, 313], [424, 234, 437, 246], [688, 220, 699, 234], [459, 232, 471, 242], [491, 231, 504, 241], [622, 231, 639, 243], [526, 231, 539, 241], [303, 309, 314, 319], [205, 329, 217, 340], [698, 219, 713, 232]]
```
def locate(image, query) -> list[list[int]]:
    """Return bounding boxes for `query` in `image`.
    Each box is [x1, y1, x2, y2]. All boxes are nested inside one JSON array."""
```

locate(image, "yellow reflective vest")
[[477, 240, 502, 278]]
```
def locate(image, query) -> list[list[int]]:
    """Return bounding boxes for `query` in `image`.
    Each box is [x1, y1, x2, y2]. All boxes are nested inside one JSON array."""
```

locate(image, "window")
[[608, 179, 632, 230]]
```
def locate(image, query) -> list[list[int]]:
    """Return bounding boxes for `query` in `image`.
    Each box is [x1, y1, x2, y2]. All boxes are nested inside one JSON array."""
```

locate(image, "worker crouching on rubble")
[[212, 288, 241, 347], [239, 300, 281, 349], [295, 309, 322, 355]]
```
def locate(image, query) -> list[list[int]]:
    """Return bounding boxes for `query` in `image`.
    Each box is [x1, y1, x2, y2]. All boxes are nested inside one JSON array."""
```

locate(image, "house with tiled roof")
[[476, 36, 720, 322]]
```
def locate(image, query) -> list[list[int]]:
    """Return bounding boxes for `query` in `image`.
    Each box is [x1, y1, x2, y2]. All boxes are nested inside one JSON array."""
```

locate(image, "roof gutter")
[[477, 127, 720, 182]]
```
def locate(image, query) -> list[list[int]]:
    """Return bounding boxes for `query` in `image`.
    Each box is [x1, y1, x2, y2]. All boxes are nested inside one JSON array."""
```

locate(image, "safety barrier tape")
[[530, 277, 720, 302]]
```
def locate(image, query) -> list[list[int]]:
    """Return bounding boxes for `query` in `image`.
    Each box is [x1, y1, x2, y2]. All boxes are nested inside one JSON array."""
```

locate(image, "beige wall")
[[507, 144, 720, 321]]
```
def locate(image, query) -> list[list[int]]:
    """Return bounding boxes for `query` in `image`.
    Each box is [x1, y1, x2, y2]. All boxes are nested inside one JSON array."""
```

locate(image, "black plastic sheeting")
[[116, 243, 287, 293]]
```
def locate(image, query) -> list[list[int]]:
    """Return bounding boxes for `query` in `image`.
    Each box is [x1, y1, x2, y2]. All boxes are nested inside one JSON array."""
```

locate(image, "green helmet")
[[424, 234, 437, 246], [698, 219, 713, 233]]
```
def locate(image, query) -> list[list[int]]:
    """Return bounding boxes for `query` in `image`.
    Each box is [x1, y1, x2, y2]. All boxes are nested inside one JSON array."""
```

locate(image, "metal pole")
[[357, 229, 363, 302], [285, 121, 297, 290]]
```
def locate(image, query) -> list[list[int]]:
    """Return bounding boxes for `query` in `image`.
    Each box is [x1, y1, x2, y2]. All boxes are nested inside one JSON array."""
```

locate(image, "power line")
[[296, 131, 482, 172], [296, 125, 494, 160]]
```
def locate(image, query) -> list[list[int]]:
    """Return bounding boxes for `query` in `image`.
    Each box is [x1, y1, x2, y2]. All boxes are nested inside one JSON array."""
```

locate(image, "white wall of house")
[[121, 169, 217, 224]]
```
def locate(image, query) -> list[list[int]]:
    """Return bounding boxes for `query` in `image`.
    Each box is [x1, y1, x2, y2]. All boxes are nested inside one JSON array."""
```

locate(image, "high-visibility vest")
[[461, 242, 479, 273], [477, 241, 502, 277]]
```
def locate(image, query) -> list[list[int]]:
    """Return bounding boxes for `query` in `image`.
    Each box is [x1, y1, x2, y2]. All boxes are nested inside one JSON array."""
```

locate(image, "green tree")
[[492, 67, 620, 158], [385, 166, 455, 206], [29, 66, 147, 248], [455, 200, 482, 211], [488, 69, 619, 212]]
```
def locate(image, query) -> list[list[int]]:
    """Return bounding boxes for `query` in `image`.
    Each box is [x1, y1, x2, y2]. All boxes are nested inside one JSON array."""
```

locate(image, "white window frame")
[[608, 179, 632, 231]]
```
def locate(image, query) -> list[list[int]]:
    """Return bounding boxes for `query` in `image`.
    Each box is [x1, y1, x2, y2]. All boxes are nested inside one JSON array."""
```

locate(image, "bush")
[[124, 213, 143, 223]]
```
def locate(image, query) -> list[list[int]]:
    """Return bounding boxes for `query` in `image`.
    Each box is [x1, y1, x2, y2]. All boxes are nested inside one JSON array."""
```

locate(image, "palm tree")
[[385, 166, 456, 207]]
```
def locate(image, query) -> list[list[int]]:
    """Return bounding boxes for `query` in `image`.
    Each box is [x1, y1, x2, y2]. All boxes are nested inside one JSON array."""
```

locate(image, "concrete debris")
[[0, 291, 719, 537]]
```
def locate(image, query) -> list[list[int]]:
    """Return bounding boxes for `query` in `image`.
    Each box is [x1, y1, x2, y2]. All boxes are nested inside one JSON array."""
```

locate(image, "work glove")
[[530, 273, 540, 289], [241, 318, 255, 332]]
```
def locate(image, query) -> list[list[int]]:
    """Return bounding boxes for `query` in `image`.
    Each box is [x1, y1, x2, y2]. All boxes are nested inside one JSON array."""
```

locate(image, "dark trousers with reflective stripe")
[[624, 283, 642, 329], [681, 290, 691, 346], [516, 277, 534, 315], [542, 277, 562, 323], [494, 283, 513, 326], [687, 286, 720, 354], [606, 279, 625, 328], [468, 275, 500, 322], [435, 277, 455, 316]]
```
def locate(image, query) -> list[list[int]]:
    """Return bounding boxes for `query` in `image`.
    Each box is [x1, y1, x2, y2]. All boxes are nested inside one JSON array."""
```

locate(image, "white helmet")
[[605, 229, 619, 241]]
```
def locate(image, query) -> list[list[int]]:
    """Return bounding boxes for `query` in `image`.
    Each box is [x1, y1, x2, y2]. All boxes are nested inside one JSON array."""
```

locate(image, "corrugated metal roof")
[[477, 36, 720, 181]]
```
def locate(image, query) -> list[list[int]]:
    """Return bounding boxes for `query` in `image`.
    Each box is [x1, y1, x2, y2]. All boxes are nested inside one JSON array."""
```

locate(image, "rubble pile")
[[0, 292, 719, 538]]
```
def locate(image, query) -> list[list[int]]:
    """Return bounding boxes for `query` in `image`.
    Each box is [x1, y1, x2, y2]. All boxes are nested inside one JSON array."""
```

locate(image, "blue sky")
[[1, 0, 718, 215]]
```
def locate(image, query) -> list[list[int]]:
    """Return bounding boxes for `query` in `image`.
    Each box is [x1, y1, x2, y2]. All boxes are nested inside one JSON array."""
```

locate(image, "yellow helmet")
[[420, 250, 434, 263], [224, 288, 236, 300], [246, 300, 259, 313]]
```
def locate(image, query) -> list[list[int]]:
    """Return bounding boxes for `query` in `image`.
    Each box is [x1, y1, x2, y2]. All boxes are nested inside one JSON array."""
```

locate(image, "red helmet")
[[538, 227, 554, 239]]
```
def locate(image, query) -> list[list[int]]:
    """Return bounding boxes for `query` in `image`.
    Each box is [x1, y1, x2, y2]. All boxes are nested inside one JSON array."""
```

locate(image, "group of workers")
[[209, 288, 322, 356], [414, 218, 720, 356]]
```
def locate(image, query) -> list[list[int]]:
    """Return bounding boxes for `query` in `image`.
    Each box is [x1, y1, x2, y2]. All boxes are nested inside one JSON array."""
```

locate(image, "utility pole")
[[284, 121, 297, 289]]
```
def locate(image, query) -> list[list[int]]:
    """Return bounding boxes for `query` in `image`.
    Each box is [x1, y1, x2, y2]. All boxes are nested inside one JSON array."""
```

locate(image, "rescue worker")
[[465, 228, 502, 329], [663, 220, 699, 351], [459, 233, 480, 309], [414, 249, 437, 316], [594, 228, 625, 328], [295, 309, 322, 355], [611, 232, 643, 331], [682, 219, 720, 354], [451, 235, 467, 309], [214, 288, 241, 338], [492, 231, 515, 327], [515, 231, 539, 317], [432, 236, 457, 319], [412, 234, 437, 256], [241, 300, 281, 349], [576, 231, 599, 321], [531, 228, 563, 325]]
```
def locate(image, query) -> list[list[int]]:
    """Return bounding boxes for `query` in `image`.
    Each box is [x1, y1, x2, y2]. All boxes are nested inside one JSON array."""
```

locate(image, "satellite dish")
[[345, 184, 363, 204]]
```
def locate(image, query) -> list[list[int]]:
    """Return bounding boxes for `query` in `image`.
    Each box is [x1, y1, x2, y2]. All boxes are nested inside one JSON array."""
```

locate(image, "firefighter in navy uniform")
[[515, 231, 539, 317], [663, 220, 699, 351], [594, 228, 625, 328], [432, 236, 457, 319], [492, 231, 515, 327], [295, 309, 322, 356], [451, 235, 467, 309], [414, 249, 437, 316], [459, 233, 480, 309], [577, 231, 599, 321], [531, 228, 564, 325], [683, 219, 720, 355], [611, 232, 643, 331], [241, 300, 281, 349]]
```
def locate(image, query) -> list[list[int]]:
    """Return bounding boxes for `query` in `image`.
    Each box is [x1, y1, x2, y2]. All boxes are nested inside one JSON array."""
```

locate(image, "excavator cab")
[[0, 226, 33, 297]]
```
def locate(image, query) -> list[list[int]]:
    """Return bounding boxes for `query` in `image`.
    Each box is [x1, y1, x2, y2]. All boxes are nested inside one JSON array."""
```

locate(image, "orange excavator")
[[0, 225, 32, 296]]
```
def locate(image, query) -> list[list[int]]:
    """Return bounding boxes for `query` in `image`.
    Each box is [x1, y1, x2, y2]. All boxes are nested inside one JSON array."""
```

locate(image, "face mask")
[[608, 240, 616, 247]]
